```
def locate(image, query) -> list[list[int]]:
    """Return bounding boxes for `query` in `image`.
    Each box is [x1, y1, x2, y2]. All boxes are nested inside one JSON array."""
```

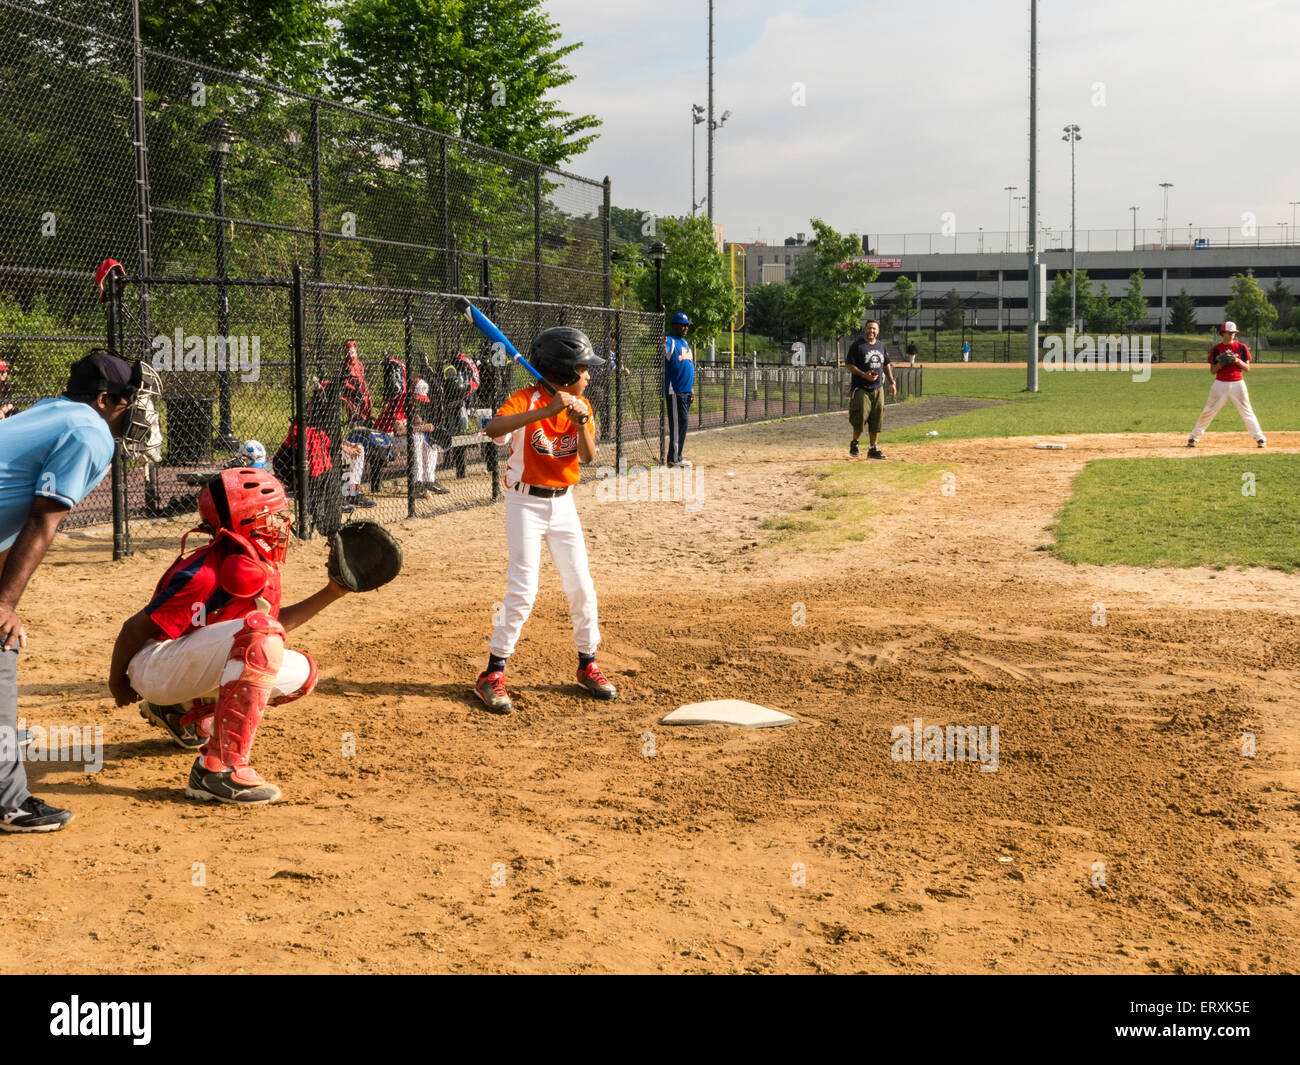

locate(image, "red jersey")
[[1210, 341, 1249, 382], [144, 530, 282, 640]]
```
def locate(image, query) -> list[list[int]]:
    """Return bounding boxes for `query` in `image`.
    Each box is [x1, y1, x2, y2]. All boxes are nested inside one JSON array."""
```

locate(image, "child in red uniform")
[[473, 328, 616, 713], [108, 469, 349, 804]]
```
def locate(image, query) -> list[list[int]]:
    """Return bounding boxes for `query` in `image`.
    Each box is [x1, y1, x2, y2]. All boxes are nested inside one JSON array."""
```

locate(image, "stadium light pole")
[[1158, 182, 1173, 356], [691, 105, 705, 215], [1004, 186, 1016, 252], [1290, 201, 1299, 242], [1026, 0, 1039, 392], [1062, 124, 1081, 330], [1130, 206, 1138, 250], [1013, 195, 1024, 251]]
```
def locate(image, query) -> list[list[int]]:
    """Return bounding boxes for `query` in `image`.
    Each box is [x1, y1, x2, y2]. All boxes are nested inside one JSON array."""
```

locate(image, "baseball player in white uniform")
[[1187, 321, 1267, 448]]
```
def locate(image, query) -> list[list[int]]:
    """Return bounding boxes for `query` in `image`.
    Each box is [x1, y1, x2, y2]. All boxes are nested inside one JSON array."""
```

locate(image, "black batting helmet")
[[530, 327, 603, 385]]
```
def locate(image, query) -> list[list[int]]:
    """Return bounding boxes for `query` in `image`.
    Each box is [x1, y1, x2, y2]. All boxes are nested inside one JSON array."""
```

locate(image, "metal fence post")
[[534, 167, 543, 302], [404, 293, 416, 517], [106, 272, 129, 559], [614, 310, 623, 473], [798, 369, 804, 412], [440, 137, 451, 292], [291, 265, 309, 537], [722, 366, 729, 425], [310, 100, 325, 369], [601, 176, 612, 310]]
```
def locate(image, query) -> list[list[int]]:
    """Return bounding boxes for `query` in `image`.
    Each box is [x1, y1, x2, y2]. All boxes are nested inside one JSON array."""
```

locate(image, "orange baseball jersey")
[[494, 386, 592, 488]]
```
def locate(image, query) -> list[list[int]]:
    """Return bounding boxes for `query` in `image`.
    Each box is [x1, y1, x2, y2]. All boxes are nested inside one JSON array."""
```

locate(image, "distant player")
[[108, 468, 349, 804], [473, 328, 615, 713], [1187, 321, 1266, 448], [664, 312, 694, 467], [844, 319, 897, 458]]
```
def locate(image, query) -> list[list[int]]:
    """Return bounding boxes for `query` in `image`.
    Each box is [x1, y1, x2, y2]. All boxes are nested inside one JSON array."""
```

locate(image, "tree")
[[1085, 282, 1118, 332], [1046, 272, 1073, 330], [746, 283, 802, 340], [335, 0, 600, 167], [940, 289, 964, 331], [892, 276, 917, 337], [786, 218, 878, 357], [631, 216, 740, 346], [1115, 270, 1147, 331], [1168, 288, 1198, 333], [1267, 274, 1294, 328], [1224, 273, 1278, 340]]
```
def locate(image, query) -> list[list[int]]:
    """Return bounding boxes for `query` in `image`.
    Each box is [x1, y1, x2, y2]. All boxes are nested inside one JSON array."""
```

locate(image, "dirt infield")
[[3, 401, 1296, 974]]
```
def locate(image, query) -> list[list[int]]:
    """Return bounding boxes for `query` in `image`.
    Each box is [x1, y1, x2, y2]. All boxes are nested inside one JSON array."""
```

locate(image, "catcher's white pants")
[[128, 619, 311, 707], [490, 489, 600, 659], [1190, 379, 1265, 442]]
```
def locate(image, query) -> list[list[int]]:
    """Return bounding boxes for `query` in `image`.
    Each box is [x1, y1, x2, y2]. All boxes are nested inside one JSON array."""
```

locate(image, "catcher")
[[107, 469, 401, 805]]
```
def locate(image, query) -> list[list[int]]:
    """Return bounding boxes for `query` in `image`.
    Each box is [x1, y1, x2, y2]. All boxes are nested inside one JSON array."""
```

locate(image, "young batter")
[[109, 468, 349, 804], [474, 328, 616, 713]]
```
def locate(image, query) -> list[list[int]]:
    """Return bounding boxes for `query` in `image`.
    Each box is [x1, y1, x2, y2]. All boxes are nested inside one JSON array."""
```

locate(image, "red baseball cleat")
[[576, 662, 617, 700]]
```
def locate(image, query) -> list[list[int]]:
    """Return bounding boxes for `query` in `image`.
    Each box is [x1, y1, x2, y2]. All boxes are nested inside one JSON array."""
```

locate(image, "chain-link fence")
[[0, 0, 610, 409]]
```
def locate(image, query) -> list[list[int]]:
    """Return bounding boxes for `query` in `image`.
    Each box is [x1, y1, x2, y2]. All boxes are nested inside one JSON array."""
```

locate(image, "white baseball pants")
[[128, 619, 312, 706], [1189, 380, 1265, 442], [390, 433, 440, 482], [343, 450, 365, 493], [490, 489, 600, 659]]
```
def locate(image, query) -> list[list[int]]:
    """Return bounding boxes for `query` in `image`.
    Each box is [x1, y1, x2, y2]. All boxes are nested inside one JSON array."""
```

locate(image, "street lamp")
[[691, 105, 705, 215], [1061, 124, 1081, 330], [203, 115, 239, 453], [649, 241, 667, 314], [1004, 186, 1016, 252]]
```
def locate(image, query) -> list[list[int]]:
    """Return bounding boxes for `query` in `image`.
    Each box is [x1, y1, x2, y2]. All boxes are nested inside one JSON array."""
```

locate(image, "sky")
[[542, 0, 1300, 248]]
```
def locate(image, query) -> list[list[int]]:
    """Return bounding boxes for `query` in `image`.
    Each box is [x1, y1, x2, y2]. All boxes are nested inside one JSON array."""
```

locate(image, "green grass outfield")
[[887, 364, 1300, 442], [1051, 454, 1300, 572]]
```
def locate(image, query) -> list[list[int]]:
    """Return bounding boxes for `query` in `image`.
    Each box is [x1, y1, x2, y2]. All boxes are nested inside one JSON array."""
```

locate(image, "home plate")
[[1034, 442, 1067, 450], [660, 700, 797, 729]]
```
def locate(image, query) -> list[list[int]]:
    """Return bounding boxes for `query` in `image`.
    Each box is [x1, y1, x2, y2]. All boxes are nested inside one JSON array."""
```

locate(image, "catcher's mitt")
[[328, 521, 402, 592], [1215, 351, 1239, 367]]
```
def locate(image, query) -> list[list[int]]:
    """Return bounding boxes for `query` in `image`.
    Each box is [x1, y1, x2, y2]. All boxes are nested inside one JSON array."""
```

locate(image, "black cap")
[[65, 349, 137, 400]]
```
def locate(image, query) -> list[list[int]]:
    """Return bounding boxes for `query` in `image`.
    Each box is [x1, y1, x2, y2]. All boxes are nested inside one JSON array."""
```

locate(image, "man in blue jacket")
[[664, 312, 695, 467], [0, 350, 158, 832]]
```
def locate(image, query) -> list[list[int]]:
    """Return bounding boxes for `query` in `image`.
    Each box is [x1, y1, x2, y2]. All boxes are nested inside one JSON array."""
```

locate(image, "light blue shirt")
[[0, 397, 115, 551]]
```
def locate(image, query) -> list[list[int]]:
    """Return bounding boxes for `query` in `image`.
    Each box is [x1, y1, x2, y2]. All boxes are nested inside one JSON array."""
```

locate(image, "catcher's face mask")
[[252, 505, 293, 564], [121, 362, 163, 463]]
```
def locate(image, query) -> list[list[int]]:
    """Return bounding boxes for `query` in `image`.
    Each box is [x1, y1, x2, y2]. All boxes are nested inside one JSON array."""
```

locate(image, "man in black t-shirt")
[[843, 319, 897, 458]]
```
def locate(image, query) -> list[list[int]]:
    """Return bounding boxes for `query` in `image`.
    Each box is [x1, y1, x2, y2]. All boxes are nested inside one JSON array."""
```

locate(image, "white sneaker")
[[1257, 439, 1266, 448]]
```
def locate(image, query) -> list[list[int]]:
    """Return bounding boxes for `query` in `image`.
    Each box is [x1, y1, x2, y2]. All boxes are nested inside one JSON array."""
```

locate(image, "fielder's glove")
[[1215, 351, 1238, 367], [327, 521, 403, 592]]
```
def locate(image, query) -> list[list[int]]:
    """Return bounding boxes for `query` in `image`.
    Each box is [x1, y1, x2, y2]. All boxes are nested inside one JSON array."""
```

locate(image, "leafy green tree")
[[334, 0, 600, 167], [1115, 270, 1147, 331], [1224, 273, 1278, 339], [1085, 282, 1118, 332], [1046, 272, 1073, 330], [786, 218, 878, 356], [940, 289, 964, 331], [746, 282, 805, 340], [631, 216, 739, 346], [1168, 288, 1198, 333], [1267, 274, 1294, 327], [892, 276, 917, 337]]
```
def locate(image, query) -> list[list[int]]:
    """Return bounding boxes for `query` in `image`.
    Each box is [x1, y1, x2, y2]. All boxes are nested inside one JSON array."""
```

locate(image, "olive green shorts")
[[849, 386, 884, 433]]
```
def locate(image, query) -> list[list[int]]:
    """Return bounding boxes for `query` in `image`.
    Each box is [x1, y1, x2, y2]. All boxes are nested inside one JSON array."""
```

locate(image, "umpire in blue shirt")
[[664, 312, 695, 467], [0, 350, 152, 832]]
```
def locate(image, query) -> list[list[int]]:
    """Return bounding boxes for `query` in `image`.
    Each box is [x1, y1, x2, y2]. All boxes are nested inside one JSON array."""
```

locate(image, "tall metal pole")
[[1004, 186, 1015, 253], [1026, 0, 1039, 392], [707, 1, 714, 225], [1130, 206, 1138, 250], [692, 112, 697, 215], [1159, 182, 1173, 353], [214, 150, 234, 451], [1063, 124, 1080, 330]]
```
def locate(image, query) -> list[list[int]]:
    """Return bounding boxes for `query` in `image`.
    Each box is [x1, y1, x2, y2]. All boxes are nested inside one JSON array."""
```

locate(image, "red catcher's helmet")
[[199, 469, 292, 562]]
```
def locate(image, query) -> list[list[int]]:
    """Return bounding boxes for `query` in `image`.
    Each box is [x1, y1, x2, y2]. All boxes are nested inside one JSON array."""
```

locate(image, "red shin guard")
[[203, 613, 285, 781]]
